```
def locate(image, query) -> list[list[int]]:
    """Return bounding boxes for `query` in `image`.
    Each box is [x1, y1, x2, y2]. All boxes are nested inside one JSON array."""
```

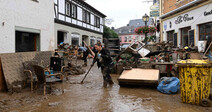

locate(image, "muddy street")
[[0, 60, 212, 112]]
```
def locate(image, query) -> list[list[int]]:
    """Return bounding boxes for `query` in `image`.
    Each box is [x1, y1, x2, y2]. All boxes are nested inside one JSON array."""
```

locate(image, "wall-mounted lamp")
[[2, 22, 4, 26]]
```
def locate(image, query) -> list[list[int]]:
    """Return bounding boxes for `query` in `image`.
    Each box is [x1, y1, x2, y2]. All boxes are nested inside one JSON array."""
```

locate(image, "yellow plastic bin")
[[177, 59, 212, 106]]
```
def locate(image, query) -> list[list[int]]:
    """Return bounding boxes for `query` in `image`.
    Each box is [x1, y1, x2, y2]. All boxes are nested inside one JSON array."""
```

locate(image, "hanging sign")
[[150, 3, 159, 11], [150, 11, 159, 17]]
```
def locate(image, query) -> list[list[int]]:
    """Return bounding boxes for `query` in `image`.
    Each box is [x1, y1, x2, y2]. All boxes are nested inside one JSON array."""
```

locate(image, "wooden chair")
[[23, 61, 38, 91], [33, 65, 64, 95]]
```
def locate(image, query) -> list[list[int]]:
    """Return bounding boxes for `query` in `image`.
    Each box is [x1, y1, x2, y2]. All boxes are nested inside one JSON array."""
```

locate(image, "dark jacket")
[[93, 48, 112, 68]]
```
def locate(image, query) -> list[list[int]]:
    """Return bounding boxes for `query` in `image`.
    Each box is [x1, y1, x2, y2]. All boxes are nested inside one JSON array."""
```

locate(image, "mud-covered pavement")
[[0, 59, 212, 112]]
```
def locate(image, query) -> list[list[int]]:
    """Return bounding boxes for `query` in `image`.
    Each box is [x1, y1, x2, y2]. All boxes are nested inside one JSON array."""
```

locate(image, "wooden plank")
[[189, 52, 202, 59], [83, 41, 95, 56], [119, 68, 159, 80], [118, 68, 159, 86]]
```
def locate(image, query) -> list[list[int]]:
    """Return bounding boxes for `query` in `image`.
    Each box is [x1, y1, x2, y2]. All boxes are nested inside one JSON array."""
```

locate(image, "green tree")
[[103, 25, 118, 38]]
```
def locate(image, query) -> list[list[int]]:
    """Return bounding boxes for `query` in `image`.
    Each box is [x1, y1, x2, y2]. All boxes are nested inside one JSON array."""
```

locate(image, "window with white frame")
[[82, 10, 86, 22], [71, 4, 77, 18], [66, 2, 70, 16], [86, 12, 90, 23], [94, 16, 100, 28], [82, 9, 90, 24]]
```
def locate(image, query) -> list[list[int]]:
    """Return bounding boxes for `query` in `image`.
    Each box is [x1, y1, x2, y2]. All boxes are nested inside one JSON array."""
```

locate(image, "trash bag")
[[208, 51, 212, 60], [157, 77, 180, 94]]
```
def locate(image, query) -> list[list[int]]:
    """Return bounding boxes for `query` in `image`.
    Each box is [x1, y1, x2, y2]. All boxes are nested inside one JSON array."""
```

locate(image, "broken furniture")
[[0, 51, 53, 91], [23, 61, 38, 91], [151, 62, 175, 77], [118, 68, 159, 86], [33, 65, 64, 95]]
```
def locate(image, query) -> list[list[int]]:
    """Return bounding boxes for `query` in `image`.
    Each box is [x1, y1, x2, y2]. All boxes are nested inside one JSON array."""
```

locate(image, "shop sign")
[[150, 11, 159, 17], [204, 10, 212, 16], [150, 3, 159, 11], [175, 14, 194, 24]]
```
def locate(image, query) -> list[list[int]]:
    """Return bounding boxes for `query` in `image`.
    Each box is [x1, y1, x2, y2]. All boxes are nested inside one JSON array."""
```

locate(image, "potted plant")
[[134, 26, 157, 34]]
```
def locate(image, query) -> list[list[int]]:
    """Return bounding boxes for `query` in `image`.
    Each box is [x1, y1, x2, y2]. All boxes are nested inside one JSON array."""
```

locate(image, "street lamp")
[[142, 13, 149, 44], [142, 13, 149, 26]]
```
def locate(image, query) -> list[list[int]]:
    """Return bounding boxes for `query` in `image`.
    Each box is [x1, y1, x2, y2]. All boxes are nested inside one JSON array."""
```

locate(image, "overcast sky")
[[86, 0, 153, 28]]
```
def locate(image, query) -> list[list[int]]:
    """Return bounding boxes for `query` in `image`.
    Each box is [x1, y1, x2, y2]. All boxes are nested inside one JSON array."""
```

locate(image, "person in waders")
[[92, 42, 114, 87]]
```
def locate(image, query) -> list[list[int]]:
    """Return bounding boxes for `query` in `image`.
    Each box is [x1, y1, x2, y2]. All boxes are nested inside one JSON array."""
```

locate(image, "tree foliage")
[[103, 25, 118, 38]]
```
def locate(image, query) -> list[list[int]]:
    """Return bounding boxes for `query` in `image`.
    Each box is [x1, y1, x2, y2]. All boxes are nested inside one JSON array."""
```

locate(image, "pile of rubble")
[[64, 62, 86, 75]]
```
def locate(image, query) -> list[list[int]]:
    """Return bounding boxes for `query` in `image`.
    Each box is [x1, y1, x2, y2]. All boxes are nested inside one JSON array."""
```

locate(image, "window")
[[167, 30, 174, 43], [129, 29, 131, 33], [129, 36, 132, 42], [82, 10, 90, 24], [199, 22, 212, 47], [82, 10, 86, 22], [72, 37, 79, 46], [71, 33, 80, 46], [86, 12, 90, 23], [66, 2, 70, 16], [66, 2, 77, 18], [94, 16, 100, 28], [124, 37, 127, 42], [181, 27, 191, 47], [15, 31, 40, 52], [90, 37, 95, 47], [71, 4, 77, 18]]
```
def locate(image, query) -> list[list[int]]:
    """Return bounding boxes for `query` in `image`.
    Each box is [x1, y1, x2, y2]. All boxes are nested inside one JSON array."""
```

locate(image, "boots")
[[103, 81, 107, 88], [108, 80, 114, 85], [82, 62, 87, 67]]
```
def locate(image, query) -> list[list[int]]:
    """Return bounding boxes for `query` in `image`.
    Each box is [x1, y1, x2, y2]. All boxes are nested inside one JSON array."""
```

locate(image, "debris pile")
[[64, 62, 86, 75]]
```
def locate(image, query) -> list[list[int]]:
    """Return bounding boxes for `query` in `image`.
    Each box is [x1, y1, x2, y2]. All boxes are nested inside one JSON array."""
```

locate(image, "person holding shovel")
[[92, 42, 114, 87]]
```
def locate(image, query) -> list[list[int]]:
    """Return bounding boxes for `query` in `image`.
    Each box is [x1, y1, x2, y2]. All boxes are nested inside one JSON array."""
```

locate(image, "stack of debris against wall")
[[113, 40, 209, 76], [0, 51, 53, 92]]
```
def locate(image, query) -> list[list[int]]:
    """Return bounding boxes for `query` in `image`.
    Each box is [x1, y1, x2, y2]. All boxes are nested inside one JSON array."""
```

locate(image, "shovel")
[[80, 64, 94, 83]]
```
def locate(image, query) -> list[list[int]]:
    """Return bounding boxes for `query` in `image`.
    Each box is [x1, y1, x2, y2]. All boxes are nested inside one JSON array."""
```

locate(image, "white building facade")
[[161, 1, 212, 48], [54, 0, 106, 47], [0, 0, 55, 53]]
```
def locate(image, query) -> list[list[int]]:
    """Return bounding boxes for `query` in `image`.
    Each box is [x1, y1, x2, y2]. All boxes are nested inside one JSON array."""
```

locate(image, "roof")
[[129, 19, 152, 27], [73, 0, 106, 18], [115, 18, 154, 35]]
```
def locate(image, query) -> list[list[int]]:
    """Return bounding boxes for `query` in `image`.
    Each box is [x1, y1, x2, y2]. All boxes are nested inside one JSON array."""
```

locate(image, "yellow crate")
[[178, 60, 212, 105]]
